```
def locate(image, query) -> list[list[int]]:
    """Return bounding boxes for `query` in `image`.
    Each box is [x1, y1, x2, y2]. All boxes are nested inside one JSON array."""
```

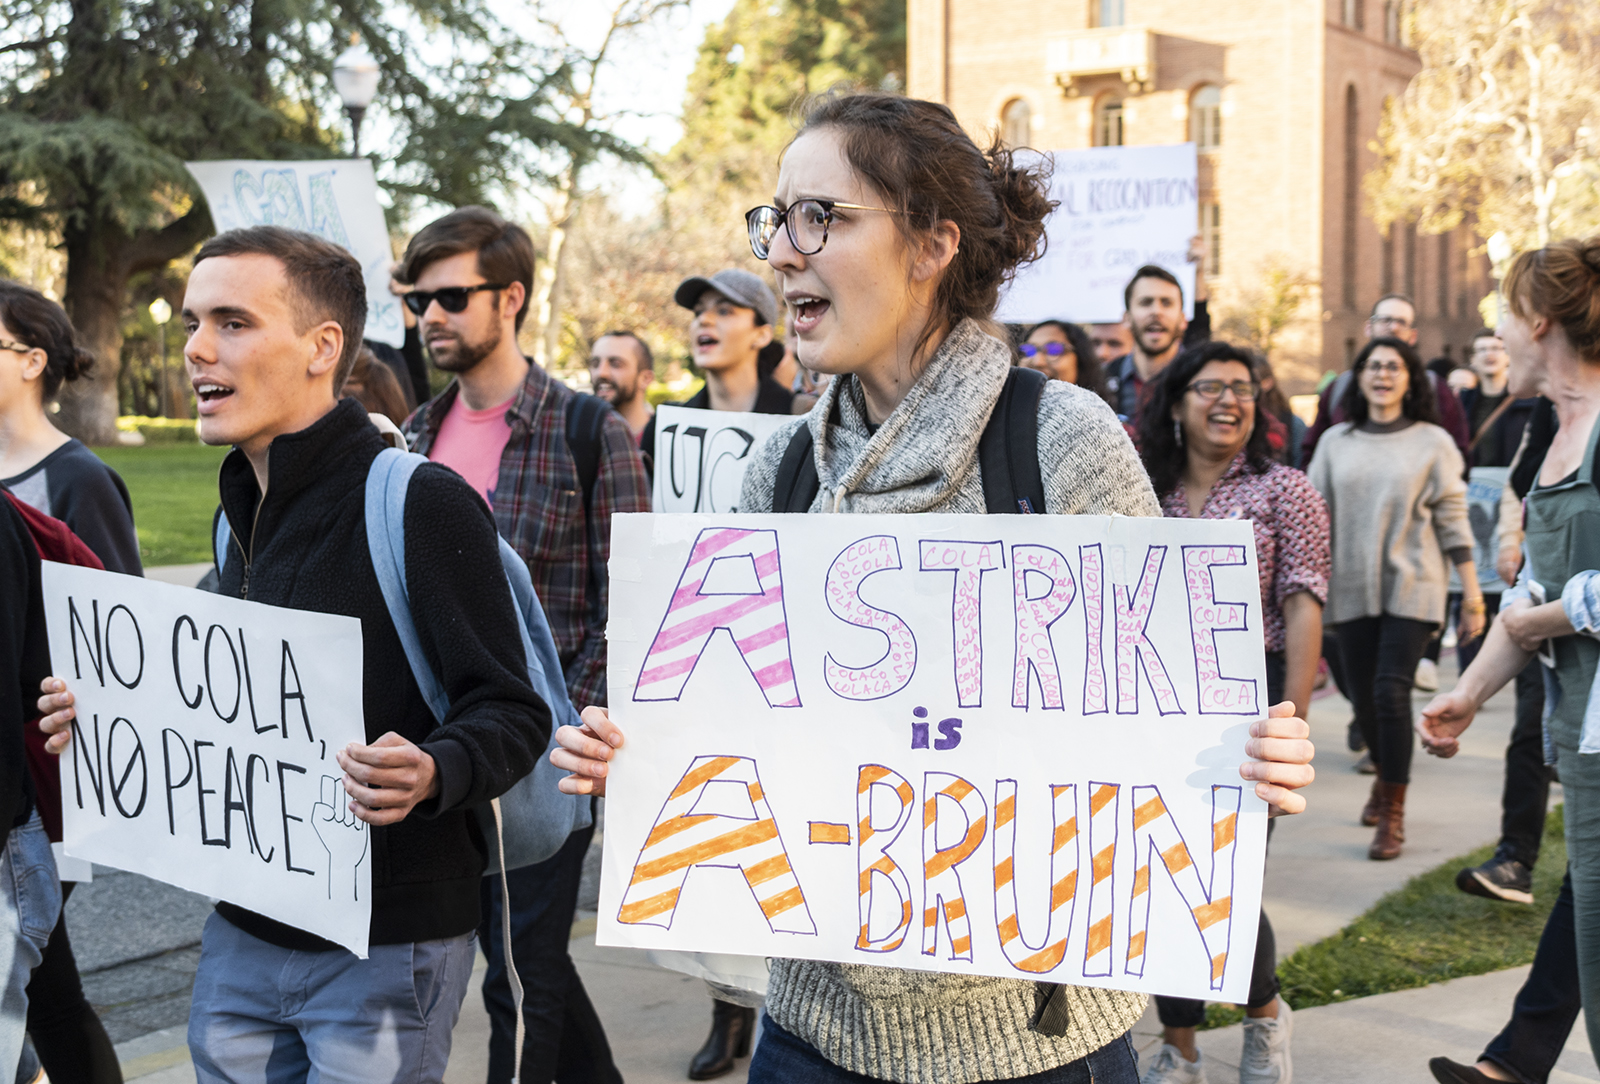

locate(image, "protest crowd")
[[6, 79, 1600, 1084]]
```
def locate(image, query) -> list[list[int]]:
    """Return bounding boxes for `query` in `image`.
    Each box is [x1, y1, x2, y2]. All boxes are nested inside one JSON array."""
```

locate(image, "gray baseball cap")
[[674, 268, 779, 327]]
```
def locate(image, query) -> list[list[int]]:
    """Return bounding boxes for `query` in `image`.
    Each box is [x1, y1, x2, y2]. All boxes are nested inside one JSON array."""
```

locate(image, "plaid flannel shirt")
[[404, 362, 651, 709]]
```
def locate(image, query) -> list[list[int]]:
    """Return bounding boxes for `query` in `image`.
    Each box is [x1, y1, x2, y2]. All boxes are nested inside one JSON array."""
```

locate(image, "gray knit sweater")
[[739, 318, 1158, 1083]]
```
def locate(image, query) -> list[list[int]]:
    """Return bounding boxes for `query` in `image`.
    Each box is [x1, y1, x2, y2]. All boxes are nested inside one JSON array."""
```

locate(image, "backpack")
[[772, 366, 1085, 1034], [211, 451, 591, 872], [773, 365, 1050, 513]]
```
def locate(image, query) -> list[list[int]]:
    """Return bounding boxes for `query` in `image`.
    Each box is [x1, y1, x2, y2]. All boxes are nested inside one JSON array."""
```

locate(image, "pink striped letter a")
[[633, 527, 801, 707]]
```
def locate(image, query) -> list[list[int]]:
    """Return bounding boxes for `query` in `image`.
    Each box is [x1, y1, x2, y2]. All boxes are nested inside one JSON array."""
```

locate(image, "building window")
[[1190, 85, 1222, 151], [1096, 97, 1124, 147], [1200, 202, 1222, 276], [1381, 231, 1395, 295], [1383, 0, 1400, 43], [1404, 222, 1417, 300], [1097, 0, 1126, 28], [1343, 0, 1364, 29], [1342, 86, 1358, 308], [1001, 98, 1032, 149], [1438, 231, 1451, 318]]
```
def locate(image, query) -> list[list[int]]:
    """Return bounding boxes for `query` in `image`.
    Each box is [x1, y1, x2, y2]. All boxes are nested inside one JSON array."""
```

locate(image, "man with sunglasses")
[[398, 206, 649, 1084]]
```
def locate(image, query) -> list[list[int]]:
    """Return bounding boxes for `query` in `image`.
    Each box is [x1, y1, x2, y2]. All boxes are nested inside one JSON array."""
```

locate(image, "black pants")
[[1456, 593, 1503, 675], [1482, 869, 1580, 1083], [25, 881, 121, 1084], [478, 821, 622, 1084], [1336, 614, 1437, 785], [1500, 657, 1552, 870]]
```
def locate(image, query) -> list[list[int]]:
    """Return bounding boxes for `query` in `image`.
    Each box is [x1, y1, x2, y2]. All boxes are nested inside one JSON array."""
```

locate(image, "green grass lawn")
[[94, 443, 230, 567], [1204, 803, 1567, 1028]]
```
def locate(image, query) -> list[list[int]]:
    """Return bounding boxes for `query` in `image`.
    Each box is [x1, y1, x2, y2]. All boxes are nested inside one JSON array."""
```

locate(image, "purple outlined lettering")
[[1113, 546, 1183, 716], [1010, 544, 1077, 710], [1182, 546, 1259, 716], [919, 539, 1003, 708], [824, 536, 917, 701]]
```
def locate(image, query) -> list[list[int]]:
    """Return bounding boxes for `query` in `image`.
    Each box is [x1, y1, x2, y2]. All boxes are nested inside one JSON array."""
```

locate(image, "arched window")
[[1001, 98, 1032, 149], [1095, 97, 1124, 147], [1342, 85, 1358, 308], [1190, 85, 1222, 151]]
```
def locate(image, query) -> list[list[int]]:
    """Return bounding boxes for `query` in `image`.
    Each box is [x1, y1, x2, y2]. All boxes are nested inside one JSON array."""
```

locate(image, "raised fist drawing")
[[312, 775, 369, 901]]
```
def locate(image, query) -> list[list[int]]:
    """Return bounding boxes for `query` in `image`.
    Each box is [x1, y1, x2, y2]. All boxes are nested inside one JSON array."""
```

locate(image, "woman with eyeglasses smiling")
[[1135, 341, 1328, 1084], [1308, 336, 1483, 861], [554, 90, 1316, 1084], [1017, 320, 1113, 406]]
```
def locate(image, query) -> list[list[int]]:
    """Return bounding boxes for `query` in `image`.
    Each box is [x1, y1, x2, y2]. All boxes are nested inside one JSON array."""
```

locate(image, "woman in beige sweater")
[[1309, 336, 1485, 860]]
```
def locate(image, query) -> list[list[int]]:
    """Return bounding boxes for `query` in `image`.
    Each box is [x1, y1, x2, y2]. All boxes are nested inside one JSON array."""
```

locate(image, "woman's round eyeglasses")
[[745, 199, 903, 261], [1184, 379, 1259, 401]]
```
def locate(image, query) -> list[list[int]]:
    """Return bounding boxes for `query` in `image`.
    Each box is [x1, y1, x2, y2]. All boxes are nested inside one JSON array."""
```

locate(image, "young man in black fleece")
[[0, 492, 62, 1079], [35, 226, 550, 1083]]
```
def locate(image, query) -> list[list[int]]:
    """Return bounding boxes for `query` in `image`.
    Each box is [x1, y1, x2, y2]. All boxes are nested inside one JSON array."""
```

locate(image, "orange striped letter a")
[[617, 756, 815, 935]]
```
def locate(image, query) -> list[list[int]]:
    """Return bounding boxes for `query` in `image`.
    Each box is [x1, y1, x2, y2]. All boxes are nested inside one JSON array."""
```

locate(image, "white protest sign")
[[41, 564, 372, 957], [652, 405, 794, 513], [186, 159, 405, 348], [997, 144, 1198, 326], [599, 513, 1268, 1002]]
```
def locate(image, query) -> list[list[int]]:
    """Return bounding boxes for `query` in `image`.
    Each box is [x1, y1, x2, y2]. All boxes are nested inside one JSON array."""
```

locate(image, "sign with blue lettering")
[[598, 512, 1268, 1002], [185, 159, 405, 348], [40, 564, 371, 957], [996, 144, 1199, 326]]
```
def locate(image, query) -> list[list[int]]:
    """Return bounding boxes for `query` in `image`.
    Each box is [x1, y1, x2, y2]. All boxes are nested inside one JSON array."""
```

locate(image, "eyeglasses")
[[1363, 361, 1406, 375], [0, 339, 37, 355], [745, 199, 904, 260], [1185, 379, 1259, 401], [1370, 315, 1414, 330], [1019, 342, 1071, 358], [403, 283, 509, 316]]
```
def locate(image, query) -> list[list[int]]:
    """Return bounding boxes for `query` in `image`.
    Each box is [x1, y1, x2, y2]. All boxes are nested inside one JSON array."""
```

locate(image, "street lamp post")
[[333, 36, 380, 156], [149, 298, 173, 418]]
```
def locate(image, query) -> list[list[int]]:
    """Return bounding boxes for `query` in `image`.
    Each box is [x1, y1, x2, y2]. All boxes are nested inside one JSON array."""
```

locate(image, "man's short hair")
[[592, 330, 653, 372], [1369, 293, 1416, 319], [1471, 326, 1501, 346], [193, 226, 367, 391], [1123, 265, 1183, 311], [399, 206, 535, 331]]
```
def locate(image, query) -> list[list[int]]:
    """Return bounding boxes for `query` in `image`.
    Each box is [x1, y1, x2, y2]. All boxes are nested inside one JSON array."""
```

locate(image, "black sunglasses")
[[403, 282, 509, 316]]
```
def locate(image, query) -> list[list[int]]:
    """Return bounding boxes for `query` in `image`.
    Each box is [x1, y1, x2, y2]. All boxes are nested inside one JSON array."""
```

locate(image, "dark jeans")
[[1501, 657, 1552, 870], [747, 1014, 1138, 1083], [1482, 870, 1581, 1084], [479, 821, 621, 1084], [1456, 594, 1503, 675], [1336, 614, 1437, 784], [1322, 631, 1351, 703], [25, 881, 121, 1084]]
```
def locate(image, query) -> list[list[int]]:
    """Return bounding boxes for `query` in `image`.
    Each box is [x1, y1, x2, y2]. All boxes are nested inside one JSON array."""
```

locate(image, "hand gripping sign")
[[40, 564, 371, 957], [599, 513, 1269, 1002]]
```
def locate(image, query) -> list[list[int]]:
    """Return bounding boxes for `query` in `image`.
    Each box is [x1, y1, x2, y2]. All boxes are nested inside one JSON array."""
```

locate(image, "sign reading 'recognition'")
[[41, 564, 372, 957], [599, 513, 1270, 1002], [185, 159, 405, 348]]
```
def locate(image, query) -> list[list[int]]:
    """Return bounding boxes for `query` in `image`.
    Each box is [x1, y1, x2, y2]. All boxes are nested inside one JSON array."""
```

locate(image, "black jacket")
[[0, 494, 45, 835], [212, 398, 549, 949], [639, 377, 797, 484], [1460, 387, 1537, 470]]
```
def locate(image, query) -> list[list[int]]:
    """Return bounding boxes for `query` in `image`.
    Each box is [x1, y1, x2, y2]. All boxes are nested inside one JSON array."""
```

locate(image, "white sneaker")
[[1139, 1043, 1208, 1084], [1413, 658, 1439, 692], [1240, 999, 1293, 1084]]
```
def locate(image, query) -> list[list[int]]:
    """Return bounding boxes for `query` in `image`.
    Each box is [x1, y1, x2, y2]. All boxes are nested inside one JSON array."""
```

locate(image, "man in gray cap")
[[640, 269, 793, 465]]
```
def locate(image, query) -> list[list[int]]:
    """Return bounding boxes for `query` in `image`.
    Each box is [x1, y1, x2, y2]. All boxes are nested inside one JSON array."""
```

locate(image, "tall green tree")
[[0, 0, 620, 442]]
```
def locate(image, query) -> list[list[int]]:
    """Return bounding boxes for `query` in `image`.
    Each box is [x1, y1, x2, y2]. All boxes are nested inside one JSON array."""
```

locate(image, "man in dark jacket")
[[1, 490, 61, 1078], [37, 226, 549, 1083]]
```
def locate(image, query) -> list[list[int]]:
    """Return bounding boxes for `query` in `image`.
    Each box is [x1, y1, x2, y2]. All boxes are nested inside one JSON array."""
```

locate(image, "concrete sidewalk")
[[117, 640, 1578, 1083]]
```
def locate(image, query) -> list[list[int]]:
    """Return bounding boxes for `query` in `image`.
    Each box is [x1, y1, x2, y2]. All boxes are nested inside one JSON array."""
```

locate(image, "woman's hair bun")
[[985, 139, 1054, 273], [65, 345, 96, 383]]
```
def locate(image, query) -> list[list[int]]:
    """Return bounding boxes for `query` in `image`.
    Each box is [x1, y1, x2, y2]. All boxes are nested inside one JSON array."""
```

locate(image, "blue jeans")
[[747, 1014, 1139, 1083], [187, 912, 475, 1084], [0, 814, 61, 1080]]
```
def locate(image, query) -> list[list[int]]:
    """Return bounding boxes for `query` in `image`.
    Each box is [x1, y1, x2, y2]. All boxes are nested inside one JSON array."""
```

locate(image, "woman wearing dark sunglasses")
[[1018, 320, 1112, 406], [1136, 342, 1329, 1084], [555, 90, 1316, 1084], [1308, 336, 1482, 861]]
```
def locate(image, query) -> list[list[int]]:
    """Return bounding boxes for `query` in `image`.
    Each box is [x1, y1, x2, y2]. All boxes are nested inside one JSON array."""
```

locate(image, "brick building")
[[906, 0, 1493, 387]]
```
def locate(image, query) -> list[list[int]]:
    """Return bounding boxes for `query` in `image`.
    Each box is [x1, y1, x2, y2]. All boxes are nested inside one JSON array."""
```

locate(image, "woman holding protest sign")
[[554, 90, 1315, 1084], [1137, 341, 1330, 1084], [1308, 337, 1482, 862]]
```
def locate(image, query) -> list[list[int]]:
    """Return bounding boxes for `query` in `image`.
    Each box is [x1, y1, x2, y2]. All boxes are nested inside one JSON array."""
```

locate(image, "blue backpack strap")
[[364, 447, 451, 721]]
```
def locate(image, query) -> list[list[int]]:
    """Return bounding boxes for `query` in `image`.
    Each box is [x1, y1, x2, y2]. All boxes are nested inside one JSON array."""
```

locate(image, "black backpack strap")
[[564, 393, 608, 515], [773, 424, 820, 513], [978, 366, 1048, 514]]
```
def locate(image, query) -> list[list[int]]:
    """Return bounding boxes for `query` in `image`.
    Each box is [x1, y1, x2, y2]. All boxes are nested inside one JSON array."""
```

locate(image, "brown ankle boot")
[[1369, 781, 1407, 860], [1361, 775, 1383, 826]]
